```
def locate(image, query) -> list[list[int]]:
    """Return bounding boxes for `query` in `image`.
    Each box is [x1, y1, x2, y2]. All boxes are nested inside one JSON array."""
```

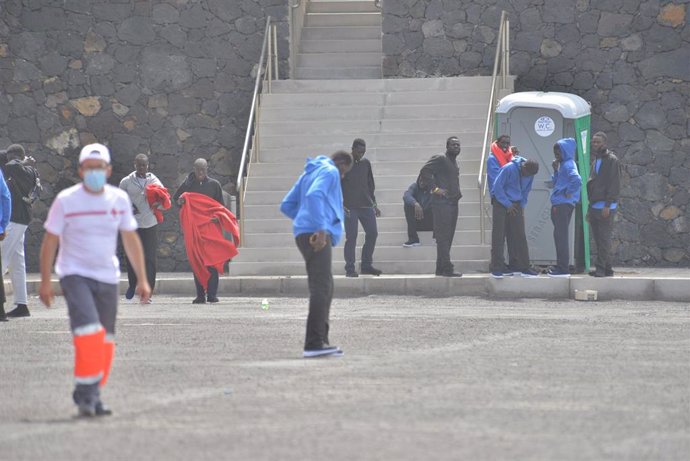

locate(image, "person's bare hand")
[[136, 281, 152, 304], [0, 231, 6, 241], [552, 159, 559, 171], [434, 188, 448, 197], [511, 146, 519, 156], [177, 197, 185, 205], [414, 203, 424, 220], [39, 280, 54, 308], [374, 206, 382, 218], [309, 231, 327, 252], [24, 156, 36, 165], [507, 203, 520, 216]]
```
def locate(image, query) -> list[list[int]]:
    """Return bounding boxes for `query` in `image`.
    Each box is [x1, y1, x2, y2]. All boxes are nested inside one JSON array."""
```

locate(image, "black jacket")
[[419, 154, 462, 204], [173, 173, 224, 206], [4, 159, 38, 225], [341, 158, 376, 209], [587, 151, 620, 206]]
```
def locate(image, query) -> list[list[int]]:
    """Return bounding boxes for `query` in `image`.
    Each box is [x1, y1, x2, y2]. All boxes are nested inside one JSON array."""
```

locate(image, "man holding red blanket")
[[173, 158, 233, 304], [119, 154, 169, 301]]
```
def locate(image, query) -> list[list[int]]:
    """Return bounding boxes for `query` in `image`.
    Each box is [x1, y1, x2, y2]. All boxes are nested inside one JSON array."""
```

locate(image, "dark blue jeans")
[[551, 204, 574, 272], [344, 207, 378, 272]]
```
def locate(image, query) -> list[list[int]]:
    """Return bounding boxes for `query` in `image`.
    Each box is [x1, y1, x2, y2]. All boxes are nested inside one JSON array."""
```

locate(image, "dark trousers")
[[551, 204, 574, 272], [296, 233, 333, 350], [504, 206, 531, 272], [126, 225, 158, 293], [194, 268, 219, 299], [589, 207, 616, 273], [431, 202, 458, 274], [403, 204, 434, 241], [344, 207, 378, 272], [490, 201, 510, 272]]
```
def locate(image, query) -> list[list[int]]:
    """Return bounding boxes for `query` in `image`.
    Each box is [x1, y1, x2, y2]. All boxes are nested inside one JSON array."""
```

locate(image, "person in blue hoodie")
[[280, 151, 352, 358], [491, 157, 540, 277], [548, 138, 581, 277]]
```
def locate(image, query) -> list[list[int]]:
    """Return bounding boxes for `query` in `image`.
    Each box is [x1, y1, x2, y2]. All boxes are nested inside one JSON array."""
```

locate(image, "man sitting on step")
[[402, 179, 433, 247]]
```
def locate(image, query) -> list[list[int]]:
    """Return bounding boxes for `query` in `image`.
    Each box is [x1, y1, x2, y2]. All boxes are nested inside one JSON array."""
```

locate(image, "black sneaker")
[[402, 240, 421, 248], [125, 286, 135, 300], [303, 346, 343, 358], [207, 297, 219, 303], [361, 266, 382, 276], [6, 304, 30, 318], [345, 271, 359, 278], [192, 297, 206, 304], [589, 270, 606, 278], [436, 271, 463, 277], [95, 401, 113, 417]]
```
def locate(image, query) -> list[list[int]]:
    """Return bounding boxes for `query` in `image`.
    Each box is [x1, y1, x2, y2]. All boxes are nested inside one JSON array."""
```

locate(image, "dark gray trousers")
[[589, 207, 616, 273], [403, 204, 434, 241], [344, 207, 378, 272], [505, 206, 531, 272], [194, 267, 219, 299], [432, 202, 458, 274], [296, 233, 333, 350], [126, 224, 158, 293], [551, 204, 574, 272]]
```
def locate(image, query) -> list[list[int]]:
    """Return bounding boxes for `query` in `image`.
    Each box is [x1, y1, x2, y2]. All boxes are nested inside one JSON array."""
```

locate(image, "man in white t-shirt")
[[39, 143, 151, 417]]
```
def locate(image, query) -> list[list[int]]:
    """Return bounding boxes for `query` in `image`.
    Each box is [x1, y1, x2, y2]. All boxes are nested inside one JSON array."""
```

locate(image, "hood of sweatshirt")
[[556, 138, 576, 164]]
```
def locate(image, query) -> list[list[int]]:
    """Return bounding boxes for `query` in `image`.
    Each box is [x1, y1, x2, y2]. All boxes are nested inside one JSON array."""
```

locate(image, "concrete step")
[[308, 0, 380, 13], [226, 259, 488, 276], [269, 77, 497, 94], [246, 173, 479, 191], [234, 244, 489, 263], [243, 201, 481, 219], [248, 160, 481, 176], [295, 66, 382, 79], [301, 39, 381, 53], [305, 12, 381, 27], [298, 52, 381, 68], [258, 118, 486, 136], [242, 229, 489, 248], [257, 146, 485, 163], [261, 91, 491, 107], [241, 214, 482, 232], [258, 104, 487, 121], [301, 26, 381, 40], [258, 132, 484, 150]]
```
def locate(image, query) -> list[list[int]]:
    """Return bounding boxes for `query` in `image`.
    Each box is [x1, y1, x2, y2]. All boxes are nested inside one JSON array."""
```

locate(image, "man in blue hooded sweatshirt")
[[280, 151, 353, 358], [548, 138, 581, 277], [491, 158, 540, 277]]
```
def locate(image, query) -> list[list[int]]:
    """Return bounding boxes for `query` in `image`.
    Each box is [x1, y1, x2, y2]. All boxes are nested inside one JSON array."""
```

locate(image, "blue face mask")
[[84, 169, 107, 192]]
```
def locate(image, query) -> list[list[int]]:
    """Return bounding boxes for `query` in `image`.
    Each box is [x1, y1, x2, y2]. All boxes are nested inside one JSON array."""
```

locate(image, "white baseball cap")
[[79, 143, 111, 164]]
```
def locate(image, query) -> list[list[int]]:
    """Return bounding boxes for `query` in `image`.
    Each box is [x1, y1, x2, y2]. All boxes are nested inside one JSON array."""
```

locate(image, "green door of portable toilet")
[[495, 92, 591, 270]]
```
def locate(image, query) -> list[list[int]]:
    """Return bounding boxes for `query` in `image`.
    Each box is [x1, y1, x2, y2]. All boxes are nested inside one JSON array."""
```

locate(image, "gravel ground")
[[1, 295, 689, 461]]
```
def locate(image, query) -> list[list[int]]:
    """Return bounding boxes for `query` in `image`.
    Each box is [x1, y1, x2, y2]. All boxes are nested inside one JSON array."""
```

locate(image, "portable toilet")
[[494, 92, 591, 270]]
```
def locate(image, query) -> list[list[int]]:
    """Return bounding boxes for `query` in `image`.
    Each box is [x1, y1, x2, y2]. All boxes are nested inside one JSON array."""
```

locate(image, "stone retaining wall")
[[382, 0, 690, 266], [0, 0, 288, 271]]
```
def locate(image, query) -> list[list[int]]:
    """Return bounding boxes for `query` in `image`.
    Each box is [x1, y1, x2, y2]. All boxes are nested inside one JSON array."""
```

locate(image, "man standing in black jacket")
[[342, 138, 382, 277], [587, 132, 621, 278], [419, 137, 463, 277], [1, 144, 39, 318], [173, 158, 225, 303]]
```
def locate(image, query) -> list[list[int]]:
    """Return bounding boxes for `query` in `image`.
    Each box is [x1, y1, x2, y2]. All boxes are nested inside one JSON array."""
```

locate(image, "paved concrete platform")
[[1, 296, 688, 460], [15, 268, 690, 302]]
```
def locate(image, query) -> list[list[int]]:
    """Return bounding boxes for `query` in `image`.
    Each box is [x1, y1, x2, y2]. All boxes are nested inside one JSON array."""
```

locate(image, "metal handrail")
[[477, 11, 510, 244], [236, 16, 274, 246], [289, 0, 309, 78]]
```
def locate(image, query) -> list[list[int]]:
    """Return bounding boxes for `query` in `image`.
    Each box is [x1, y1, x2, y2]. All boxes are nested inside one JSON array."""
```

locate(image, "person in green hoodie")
[[281, 151, 352, 358], [547, 138, 581, 278]]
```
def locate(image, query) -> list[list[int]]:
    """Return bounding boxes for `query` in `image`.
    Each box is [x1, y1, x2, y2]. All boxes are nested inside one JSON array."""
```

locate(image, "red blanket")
[[145, 184, 172, 223], [179, 192, 240, 289]]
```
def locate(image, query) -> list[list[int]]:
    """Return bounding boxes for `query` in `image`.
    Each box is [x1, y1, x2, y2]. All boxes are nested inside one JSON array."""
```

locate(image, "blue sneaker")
[[490, 271, 504, 279], [125, 286, 135, 300], [521, 269, 539, 278], [547, 268, 570, 278]]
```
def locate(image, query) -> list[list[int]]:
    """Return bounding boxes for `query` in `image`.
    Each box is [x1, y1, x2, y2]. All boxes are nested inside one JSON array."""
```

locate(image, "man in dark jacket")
[[1, 144, 39, 317], [587, 132, 621, 277], [547, 138, 581, 278], [402, 180, 433, 247], [173, 158, 225, 303], [419, 137, 463, 277], [341, 138, 381, 277]]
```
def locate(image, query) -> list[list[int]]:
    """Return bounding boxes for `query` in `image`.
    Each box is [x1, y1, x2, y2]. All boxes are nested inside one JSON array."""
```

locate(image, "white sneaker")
[[303, 346, 343, 358]]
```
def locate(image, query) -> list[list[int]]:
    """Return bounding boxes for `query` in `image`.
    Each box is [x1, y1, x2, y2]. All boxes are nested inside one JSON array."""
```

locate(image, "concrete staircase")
[[230, 76, 515, 276], [296, 0, 382, 79]]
